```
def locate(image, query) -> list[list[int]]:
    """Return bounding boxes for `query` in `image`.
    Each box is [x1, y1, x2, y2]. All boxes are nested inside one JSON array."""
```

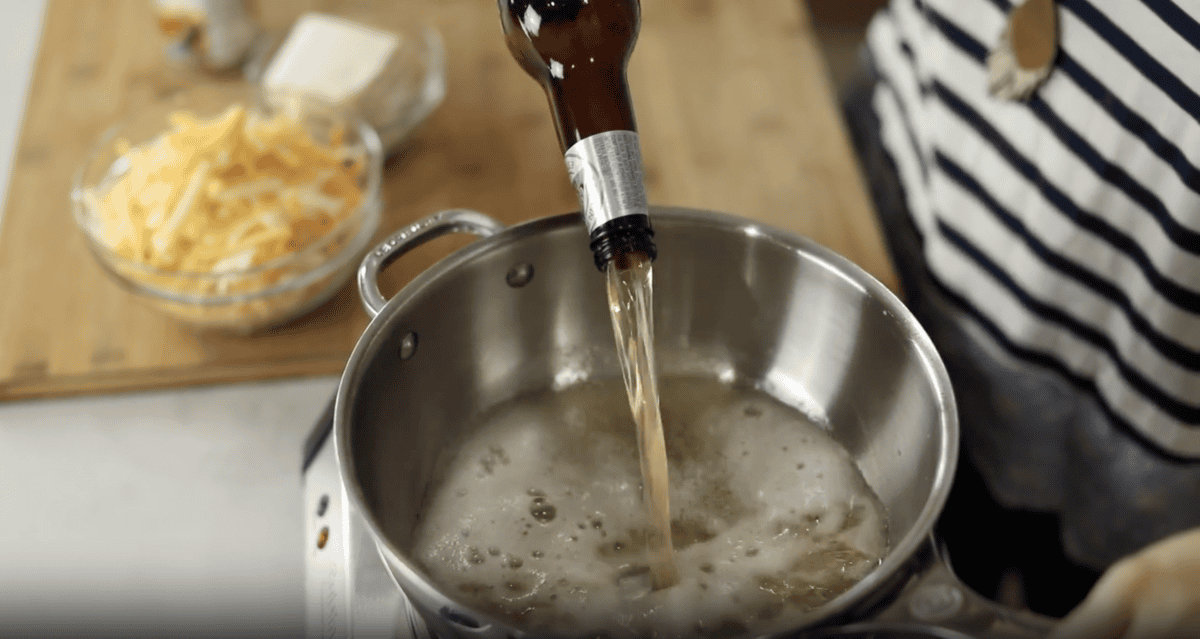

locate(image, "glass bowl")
[[71, 86, 383, 333]]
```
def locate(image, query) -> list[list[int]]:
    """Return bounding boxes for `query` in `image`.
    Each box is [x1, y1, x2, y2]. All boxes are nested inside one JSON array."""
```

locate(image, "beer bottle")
[[499, 0, 656, 271]]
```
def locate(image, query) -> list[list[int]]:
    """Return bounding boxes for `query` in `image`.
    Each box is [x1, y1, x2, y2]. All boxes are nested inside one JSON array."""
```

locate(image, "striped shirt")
[[866, 0, 1200, 458]]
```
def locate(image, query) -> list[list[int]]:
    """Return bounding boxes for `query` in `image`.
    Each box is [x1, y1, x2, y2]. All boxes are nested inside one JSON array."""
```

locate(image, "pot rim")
[[333, 206, 959, 636]]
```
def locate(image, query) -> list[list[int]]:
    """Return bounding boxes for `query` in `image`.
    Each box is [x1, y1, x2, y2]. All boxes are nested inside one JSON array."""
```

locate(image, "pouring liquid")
[[498, 0, 674, 592], [432, 5, 892, 634], [606, 252, 678, 589]]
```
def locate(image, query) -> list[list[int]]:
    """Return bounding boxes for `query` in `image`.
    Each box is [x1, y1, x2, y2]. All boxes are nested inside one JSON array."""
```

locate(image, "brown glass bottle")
[[499, 0, 656, 270]]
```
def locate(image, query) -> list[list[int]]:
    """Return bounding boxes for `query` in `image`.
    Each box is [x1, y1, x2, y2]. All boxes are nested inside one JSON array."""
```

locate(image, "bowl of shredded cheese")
[[71, 89, 383, 332]]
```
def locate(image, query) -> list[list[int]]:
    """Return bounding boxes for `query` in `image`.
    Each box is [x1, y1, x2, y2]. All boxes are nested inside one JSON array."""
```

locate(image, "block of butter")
[[261, 13, 444, 152]]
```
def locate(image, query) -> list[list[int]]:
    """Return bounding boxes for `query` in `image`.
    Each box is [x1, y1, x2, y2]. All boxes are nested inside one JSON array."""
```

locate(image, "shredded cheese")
[[86, 103, 363, 271], [80, 101, 369, 328]]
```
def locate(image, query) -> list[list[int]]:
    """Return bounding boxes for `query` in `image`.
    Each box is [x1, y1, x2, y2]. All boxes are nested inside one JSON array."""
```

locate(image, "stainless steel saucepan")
[[333, 206, 1055, 638]]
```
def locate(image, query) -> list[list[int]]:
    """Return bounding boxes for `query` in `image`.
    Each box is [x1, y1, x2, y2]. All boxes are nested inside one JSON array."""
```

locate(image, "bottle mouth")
[[589, 214, 656, 271]]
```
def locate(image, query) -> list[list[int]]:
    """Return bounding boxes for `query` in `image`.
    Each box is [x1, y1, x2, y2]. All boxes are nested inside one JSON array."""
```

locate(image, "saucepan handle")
[[357, 208, 507, 318], [807, 536, 1058, 639]]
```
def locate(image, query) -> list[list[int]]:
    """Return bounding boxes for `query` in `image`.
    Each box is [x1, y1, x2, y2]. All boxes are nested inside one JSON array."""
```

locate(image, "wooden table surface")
[[0, 0, 894, 401]]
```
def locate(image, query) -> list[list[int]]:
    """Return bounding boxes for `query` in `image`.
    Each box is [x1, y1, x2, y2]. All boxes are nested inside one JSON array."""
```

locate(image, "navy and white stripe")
[[866, 0, 1200, 456]]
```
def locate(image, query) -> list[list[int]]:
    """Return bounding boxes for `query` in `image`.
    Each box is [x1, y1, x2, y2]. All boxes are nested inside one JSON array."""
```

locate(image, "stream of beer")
[[605, 252, 679, 589]]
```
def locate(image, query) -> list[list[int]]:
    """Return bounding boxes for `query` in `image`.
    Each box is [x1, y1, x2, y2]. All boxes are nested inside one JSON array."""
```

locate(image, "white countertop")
[[0, 2, 329, 634]]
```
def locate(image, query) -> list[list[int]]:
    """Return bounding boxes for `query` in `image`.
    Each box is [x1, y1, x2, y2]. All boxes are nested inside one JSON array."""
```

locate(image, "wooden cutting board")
[[0, 0, 895, 401]]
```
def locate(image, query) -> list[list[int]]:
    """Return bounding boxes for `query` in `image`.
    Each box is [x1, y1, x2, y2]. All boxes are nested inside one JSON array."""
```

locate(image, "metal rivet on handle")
[[506, 263, 534, 288], [317, 526, 330, 550], [399, 332, 418, 360], [908, 583, 964, 622]]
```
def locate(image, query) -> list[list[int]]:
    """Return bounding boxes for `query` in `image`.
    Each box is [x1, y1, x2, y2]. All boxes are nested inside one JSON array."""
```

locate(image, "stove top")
[[302, 402, 428, 639]]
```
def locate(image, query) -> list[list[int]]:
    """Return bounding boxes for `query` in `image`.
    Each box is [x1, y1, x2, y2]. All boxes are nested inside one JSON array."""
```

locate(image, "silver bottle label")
[[564, 131, 649, 234]]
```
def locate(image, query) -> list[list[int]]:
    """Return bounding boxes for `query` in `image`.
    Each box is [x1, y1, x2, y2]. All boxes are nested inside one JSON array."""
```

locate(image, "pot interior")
[[341, 208, 956, 631]]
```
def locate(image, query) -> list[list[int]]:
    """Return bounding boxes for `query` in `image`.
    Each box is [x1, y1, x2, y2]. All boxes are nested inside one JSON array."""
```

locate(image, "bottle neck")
[[546, 68, 638, 151], [564, 130, 656, 270], [590, 215, 656, 271]]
